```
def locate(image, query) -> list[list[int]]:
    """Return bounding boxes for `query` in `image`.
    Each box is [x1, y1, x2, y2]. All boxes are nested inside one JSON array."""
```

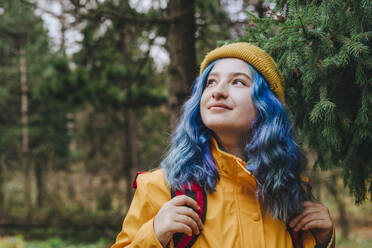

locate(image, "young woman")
[[112, 42, 335, 248]]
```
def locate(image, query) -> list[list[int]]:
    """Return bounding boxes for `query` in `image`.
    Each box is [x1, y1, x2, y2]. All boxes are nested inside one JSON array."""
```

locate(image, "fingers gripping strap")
[[287, 223, 303, 248], [171, 182, 207, 248]]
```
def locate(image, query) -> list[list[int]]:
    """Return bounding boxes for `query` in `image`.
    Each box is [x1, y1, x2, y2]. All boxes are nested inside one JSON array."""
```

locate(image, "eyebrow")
[[208, 72, 252, 81]]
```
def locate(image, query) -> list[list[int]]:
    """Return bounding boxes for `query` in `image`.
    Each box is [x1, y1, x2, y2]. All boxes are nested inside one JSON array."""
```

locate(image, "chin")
[[207, 124, 238, 133]]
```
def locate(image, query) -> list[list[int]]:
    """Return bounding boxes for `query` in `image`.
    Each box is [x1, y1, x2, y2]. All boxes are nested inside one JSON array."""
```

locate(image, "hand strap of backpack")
[[170, 181, 207, 248]]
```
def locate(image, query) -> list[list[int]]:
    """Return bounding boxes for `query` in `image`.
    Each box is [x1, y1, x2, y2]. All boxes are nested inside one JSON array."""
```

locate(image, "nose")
[[212, 82, 228, 99]]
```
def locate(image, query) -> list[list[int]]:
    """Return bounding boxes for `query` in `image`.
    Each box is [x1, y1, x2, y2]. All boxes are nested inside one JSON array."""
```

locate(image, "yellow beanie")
[[200, 42, 285, 103]]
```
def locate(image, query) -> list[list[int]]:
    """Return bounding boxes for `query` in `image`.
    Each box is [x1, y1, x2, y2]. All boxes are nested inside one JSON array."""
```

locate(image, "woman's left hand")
[[289, 201, 333, 245]]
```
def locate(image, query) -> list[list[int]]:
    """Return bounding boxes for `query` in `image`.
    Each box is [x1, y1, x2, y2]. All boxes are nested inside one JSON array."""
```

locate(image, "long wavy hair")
[[161, 60, 309, 222]]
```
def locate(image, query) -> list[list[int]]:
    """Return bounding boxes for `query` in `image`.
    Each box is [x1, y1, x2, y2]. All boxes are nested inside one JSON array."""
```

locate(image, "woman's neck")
[[215, 133, 247, 160]]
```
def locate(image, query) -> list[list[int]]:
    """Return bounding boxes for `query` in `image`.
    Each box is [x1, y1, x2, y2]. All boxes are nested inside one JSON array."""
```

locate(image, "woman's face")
[[200, 58, 256, 137]]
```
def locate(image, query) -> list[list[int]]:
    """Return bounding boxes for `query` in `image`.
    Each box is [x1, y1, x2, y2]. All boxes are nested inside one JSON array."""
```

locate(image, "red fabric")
[[132, 172, 147, 189], [293, 231, 299, 247], [174, 182, 204, 248]]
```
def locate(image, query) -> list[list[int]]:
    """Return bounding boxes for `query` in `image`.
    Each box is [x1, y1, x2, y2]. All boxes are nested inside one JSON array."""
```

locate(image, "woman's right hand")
[[154, 195, 204, 247]]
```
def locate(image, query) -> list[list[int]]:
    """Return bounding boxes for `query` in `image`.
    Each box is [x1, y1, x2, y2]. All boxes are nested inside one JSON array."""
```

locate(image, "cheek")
[[200, 91, 209, 120], [245, 106, 256, 126], [242, 106, 256, 125], [237, 94, 256, 127]]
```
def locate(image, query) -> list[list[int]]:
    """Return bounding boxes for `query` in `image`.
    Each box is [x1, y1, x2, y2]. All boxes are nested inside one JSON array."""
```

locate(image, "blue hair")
[[246, 66, 308, 221], [161, 60, 309, 222]]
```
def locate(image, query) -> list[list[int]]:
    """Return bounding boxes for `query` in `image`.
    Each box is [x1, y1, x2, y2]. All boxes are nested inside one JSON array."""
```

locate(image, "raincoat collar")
[[210, 137, 256, 187]]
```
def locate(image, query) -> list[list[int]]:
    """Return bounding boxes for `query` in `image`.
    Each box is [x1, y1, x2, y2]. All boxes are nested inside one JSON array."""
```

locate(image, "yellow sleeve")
[[111, 174, 164, 248]]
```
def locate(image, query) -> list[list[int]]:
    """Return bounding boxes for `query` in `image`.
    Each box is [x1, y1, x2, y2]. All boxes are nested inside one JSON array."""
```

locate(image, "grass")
[[0, 236, 111, 248], [337, 237, 372, 248]]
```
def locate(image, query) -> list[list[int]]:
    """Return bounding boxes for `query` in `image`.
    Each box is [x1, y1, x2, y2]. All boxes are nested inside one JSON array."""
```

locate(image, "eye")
[[206, 79, 217, 87], [232, 79, 246, 86]]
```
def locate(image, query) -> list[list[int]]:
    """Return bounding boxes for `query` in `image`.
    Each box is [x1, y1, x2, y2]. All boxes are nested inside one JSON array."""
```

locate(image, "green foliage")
[[195, 0, 231, 63], [241, 0, 372, 203], [68, 0, 170, 180], [0, 0, 74, 173]]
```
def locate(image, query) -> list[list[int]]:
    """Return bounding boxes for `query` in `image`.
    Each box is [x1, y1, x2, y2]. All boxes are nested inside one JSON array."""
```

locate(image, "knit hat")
[[200, 42, 285, 103]]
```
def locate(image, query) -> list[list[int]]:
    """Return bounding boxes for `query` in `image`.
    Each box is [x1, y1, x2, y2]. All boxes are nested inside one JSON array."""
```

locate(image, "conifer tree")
[[241, 0, 372, 203], [0, 0, 72, 209]]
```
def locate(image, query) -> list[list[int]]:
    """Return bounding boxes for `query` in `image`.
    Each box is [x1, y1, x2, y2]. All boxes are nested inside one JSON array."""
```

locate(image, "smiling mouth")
[[210, 106, 229, 110], [209, 105, 231, 112], [208, 104, 232, 111]]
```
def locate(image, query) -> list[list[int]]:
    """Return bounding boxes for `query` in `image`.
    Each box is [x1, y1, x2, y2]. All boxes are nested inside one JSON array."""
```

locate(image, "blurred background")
[[0, 0, 371, 247]]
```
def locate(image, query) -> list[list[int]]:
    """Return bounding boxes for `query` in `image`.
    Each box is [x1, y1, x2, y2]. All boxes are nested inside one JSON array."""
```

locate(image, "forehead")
[[209, 58, 251, 76]]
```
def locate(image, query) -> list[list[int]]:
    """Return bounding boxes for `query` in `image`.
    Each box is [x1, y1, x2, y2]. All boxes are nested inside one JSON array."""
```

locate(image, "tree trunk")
[[20, 46, 31, 216], [255, 0, 266, 18], [35, 162, 45, 207], [0, 156, 4, 214], [167, 0, 197, 130], [311, 169, 322, 201], [60, 0, 77, 203], [59, 0, 67, 56], [325, 172, 349, 239]]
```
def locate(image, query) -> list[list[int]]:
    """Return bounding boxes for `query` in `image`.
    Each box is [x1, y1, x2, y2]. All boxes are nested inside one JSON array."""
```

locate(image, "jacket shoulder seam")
[[136, 173, 158, 216]]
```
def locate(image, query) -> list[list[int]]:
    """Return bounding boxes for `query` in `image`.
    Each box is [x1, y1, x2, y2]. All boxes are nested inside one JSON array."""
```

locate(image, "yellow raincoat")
[[112, 138, 335, 248]]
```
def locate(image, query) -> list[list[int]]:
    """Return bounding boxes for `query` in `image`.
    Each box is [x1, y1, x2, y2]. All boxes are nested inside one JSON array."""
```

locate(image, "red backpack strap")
[[132, 171, 147, 189], [287, 223, 303, 248], [170, 181, 207, 248]]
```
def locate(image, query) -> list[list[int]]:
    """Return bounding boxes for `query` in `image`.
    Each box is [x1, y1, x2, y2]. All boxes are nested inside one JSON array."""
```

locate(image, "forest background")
[[0, 0, 371, 247]]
